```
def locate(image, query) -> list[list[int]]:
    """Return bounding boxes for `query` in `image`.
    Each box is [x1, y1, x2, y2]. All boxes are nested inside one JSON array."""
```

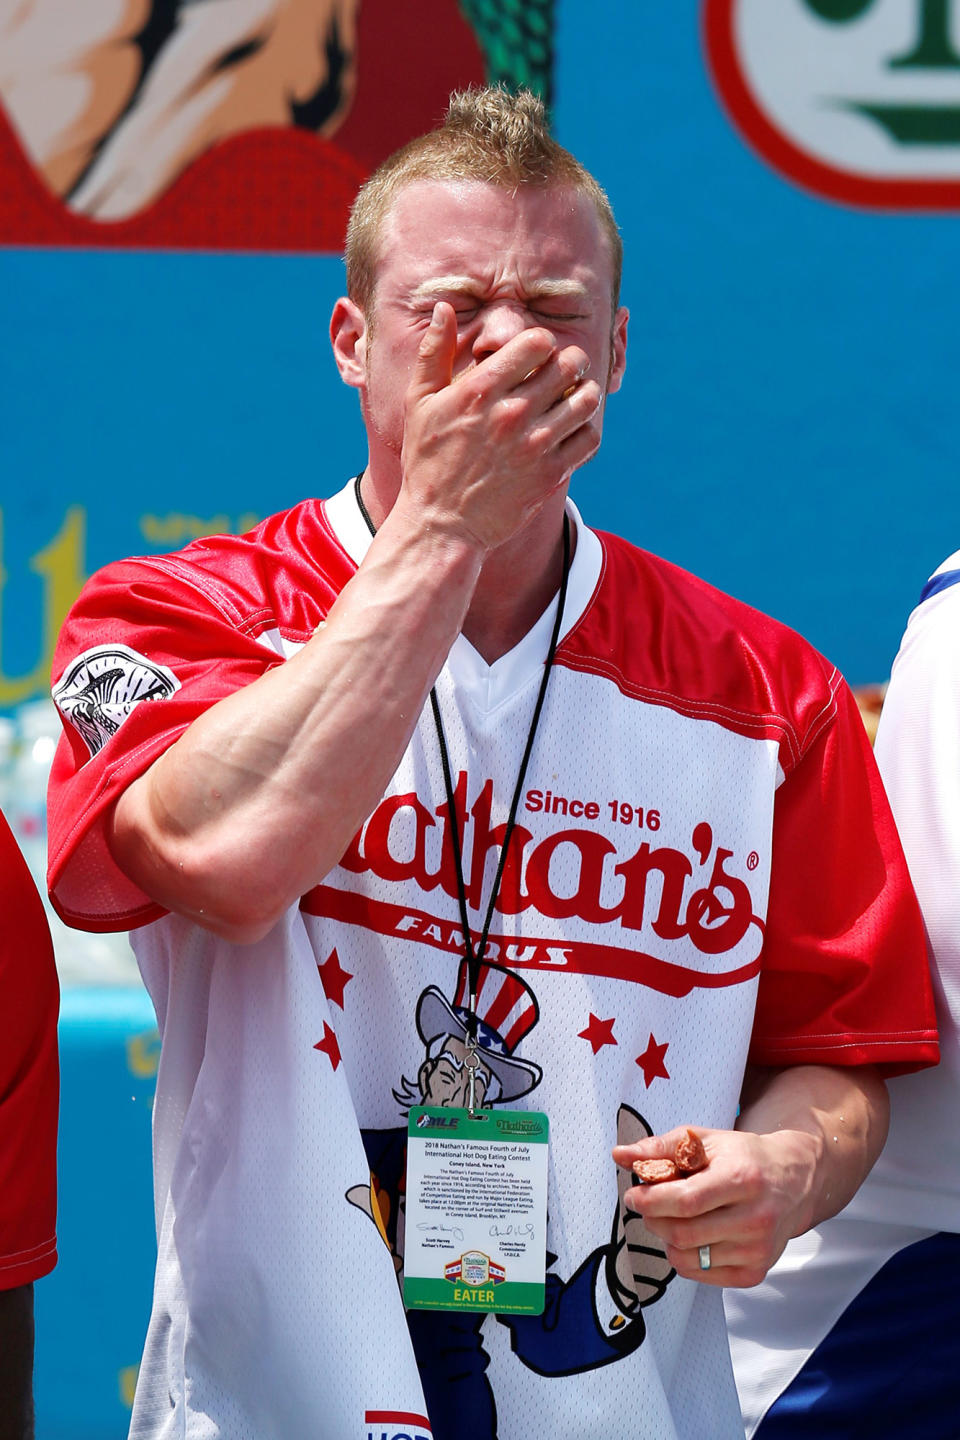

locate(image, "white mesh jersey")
[[48, 481, 937, 1440], [727, 551, 960, 1437], [850, 550, 960, 1233]]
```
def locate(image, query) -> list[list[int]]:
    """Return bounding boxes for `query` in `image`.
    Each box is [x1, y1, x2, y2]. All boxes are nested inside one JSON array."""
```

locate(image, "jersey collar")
[[323, 476, 603, 709]]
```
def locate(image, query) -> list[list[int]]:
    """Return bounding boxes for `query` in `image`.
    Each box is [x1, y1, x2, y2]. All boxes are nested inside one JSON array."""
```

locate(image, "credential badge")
[[53, 644, 180, 758]]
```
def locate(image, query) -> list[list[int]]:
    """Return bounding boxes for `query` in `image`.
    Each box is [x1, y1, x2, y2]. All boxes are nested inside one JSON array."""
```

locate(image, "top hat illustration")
[[416, 959, 542, 1102]]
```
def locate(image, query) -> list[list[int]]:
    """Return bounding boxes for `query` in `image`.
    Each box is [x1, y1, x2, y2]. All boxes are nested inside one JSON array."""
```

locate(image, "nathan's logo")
[[363, 1411, 432, 1440], [337, 772, 762, 960], [495, 1117, 545, 1138], [445, 1251, 505, 1288], [705, 0, 960, 206]]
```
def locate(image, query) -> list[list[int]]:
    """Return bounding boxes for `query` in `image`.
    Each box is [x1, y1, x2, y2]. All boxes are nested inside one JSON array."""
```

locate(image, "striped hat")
[[415, 959, 542, 1101]]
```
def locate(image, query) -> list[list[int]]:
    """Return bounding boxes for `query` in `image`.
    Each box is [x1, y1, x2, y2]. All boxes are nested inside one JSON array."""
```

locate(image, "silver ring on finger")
[[698, 1244, 712, 1272]]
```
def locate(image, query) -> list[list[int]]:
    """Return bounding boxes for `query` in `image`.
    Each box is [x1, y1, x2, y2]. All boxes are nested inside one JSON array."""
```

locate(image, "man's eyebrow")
[[409, 275, 590, 303], [525, 279, 591, 302], [409, 275, 481, 301]]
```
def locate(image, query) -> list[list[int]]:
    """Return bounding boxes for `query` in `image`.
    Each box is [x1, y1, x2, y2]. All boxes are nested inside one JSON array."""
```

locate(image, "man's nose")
[[471, 302, 534, 361]]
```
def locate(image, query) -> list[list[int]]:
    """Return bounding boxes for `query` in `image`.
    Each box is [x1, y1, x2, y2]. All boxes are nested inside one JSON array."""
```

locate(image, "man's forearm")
[[736, 1062, 890, 1236], [612, 1063, 890, 1289], [0, 1284, 35, 1440], [107, 305, 599, 942], [109, 505, 484, 942]]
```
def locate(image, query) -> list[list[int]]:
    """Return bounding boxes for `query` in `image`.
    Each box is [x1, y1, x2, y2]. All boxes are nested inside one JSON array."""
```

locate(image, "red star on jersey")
[[578, 1013, 618, 1055], [636, 1034, 670, 1088], [317, 948, 353, 1009], [314, 1023, 341, 1071]]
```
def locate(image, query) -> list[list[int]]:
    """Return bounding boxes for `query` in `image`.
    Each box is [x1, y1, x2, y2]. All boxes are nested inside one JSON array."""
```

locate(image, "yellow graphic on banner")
[[126, 1028, 161, 1081], [0, 507, 87, 707], [0, 507, 267, 710], [140, 513, 260, 545], [118, 1364, 139, 1409]]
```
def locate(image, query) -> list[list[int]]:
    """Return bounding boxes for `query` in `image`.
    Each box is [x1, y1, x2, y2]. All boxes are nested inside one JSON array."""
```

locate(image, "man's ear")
[[330, 297, 368, 389], [607, 306, 629, 396]]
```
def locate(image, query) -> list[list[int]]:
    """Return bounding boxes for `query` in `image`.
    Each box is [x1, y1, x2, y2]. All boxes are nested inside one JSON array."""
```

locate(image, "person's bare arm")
[[612, 1063, 889, 1288], [0, 1284, 34, 1440], [108, 305, 602, 942], [109, 502, 482, 942]]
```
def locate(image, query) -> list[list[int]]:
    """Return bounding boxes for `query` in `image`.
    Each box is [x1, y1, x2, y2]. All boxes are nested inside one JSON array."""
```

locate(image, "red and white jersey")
[[48, 481, 937, 1440], [0, 810, 58, 1292]]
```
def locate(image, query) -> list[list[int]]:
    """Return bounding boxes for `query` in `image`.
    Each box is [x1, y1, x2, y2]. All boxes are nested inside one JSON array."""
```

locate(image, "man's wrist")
[[767, 1125, 824, 1238], [379, 494, 490, 576]]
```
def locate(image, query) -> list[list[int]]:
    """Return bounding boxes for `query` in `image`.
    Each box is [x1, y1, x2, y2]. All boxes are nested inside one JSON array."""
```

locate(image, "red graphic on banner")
[[0, 0, 484, 251]]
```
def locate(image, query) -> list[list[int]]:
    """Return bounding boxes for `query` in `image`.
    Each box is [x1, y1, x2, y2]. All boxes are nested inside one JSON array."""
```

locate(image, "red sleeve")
[[47, 553, 287, 932], [0, 812, 58, 1289], [750, 678, 939, 1079]]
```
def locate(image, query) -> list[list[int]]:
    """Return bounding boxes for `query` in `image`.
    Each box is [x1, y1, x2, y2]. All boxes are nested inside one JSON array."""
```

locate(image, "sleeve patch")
[[52, 643, 181, 758]]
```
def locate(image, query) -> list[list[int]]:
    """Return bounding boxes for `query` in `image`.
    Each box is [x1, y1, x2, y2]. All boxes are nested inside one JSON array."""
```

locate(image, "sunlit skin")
[[353, 179, 626, 466]]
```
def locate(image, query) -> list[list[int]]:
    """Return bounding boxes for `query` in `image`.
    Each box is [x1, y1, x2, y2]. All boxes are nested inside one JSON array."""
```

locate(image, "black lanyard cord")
[[353, 473, 571, 1039]]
